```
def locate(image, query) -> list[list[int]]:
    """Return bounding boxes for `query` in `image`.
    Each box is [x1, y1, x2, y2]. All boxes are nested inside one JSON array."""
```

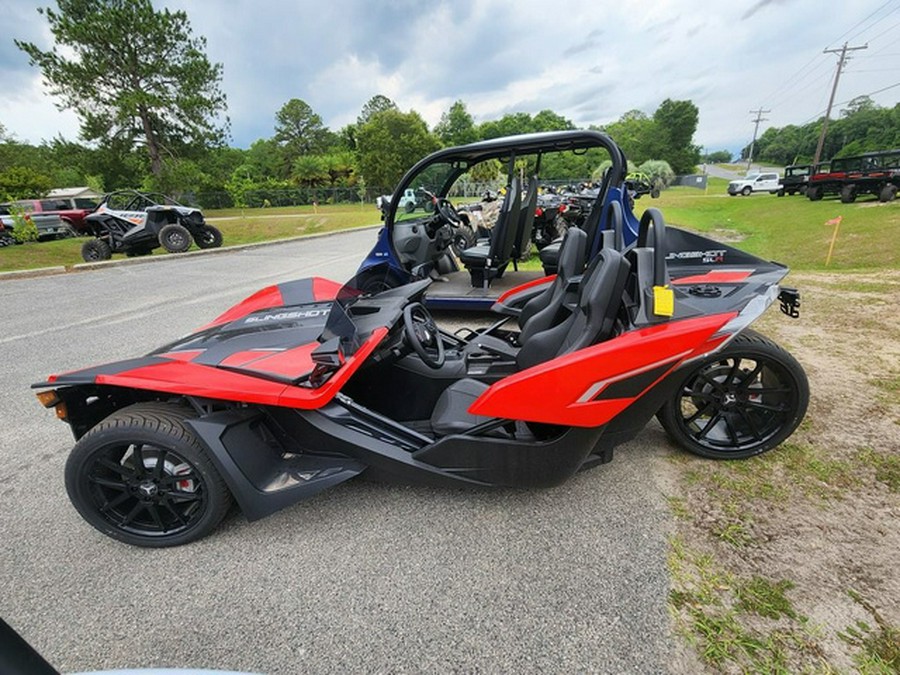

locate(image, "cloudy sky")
[[2, 0, 899, 155]]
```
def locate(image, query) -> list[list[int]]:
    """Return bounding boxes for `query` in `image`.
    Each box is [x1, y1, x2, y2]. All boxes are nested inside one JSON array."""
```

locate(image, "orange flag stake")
[[824, 216, 843, 266]]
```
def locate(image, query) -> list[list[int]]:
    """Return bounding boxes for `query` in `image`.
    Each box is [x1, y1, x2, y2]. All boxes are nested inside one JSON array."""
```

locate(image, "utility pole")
[[746, 108, 770, 171], [813, 41, 867, 165]]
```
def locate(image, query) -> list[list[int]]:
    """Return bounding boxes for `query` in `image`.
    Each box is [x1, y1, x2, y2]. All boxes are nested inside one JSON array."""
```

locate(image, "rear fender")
[[469, 313, 736, 427]]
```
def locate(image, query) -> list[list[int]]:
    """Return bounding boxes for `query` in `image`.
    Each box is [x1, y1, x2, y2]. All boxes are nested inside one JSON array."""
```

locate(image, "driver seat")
[[458, 177, 521, 288], [431, 247, 631, 436]]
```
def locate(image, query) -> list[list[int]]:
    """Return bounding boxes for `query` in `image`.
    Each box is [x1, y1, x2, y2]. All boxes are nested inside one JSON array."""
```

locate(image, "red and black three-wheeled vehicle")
[[35, 131, 808, 546]]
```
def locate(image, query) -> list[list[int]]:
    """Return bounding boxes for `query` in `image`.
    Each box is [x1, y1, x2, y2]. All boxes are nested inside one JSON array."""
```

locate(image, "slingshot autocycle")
[[34, 131, 808, 547]]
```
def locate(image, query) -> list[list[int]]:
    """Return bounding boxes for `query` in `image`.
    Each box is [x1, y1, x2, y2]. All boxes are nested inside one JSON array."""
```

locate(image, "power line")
[[813, 42, 869, 164], [830, 0, 898, 47]]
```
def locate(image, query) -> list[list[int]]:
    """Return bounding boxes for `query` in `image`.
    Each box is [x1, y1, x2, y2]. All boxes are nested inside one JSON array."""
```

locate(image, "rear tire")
[[657, 329, 809, 459], [159, 223, 192, 253], [195, 224, 223, 249], [65, 402, 232, 547], [879, 184, 897, 202], [840, 184, 857, 203], [81, 238, 112, 262]]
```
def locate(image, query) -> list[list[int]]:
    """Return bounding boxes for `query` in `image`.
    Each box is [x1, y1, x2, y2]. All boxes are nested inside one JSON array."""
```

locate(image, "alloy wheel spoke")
[[685, 401, 716, 426], [696, 412, 723, 440], [146, 504, 167, 532], [697, 374, 725, 394], [738, 362, 763, 388], [736, 406, 764, 441], [726, 358, 743, 385], [153, 450, 168, 480], [723, 414, 741, 446], [97, 457, 133, 479], [89, 475, 128, 491], [99, 491, 132, 513], [168, 490, 202, 504], [132, 445, 146, 479], [161, 496, 189, 527], [749, 386, 791, 395], [119, 501, 145, 527], [744, 400, 788, 413]]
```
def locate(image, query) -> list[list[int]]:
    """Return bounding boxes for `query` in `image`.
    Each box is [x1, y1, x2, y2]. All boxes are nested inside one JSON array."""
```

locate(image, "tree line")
[[740, 96, 900, 167], [1, 0, 702, 206]]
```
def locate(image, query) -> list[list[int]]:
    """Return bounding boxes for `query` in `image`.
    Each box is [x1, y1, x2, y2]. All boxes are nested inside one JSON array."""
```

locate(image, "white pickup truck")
[[727, 172, 781, 196]]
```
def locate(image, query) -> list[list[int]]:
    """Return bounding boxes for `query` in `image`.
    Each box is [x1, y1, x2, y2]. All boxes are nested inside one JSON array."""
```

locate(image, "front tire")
[[65, 402, 232, 547], [195, 224, 223, 249], [807, 186, 823, 201], [159, 223, 192, 253], [879, 184, 897, 202], [81, 238, 112, 262], [741, 186, 752, 196], [657, 330, 809, 459]]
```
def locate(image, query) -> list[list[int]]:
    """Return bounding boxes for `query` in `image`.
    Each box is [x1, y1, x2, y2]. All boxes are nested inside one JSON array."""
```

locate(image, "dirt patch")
[[665, 269, 900, 672]]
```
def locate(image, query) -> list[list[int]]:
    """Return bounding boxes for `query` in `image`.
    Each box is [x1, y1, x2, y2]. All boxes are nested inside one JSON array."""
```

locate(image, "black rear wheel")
[[879, 184, 897, 203], [159, 223, 192, 253], [657, 330, 808, 459], [65, 402, 232, 547], [195, 224, 223, 249], [840, 184, 857, 203], [81, 238, 112, 262]]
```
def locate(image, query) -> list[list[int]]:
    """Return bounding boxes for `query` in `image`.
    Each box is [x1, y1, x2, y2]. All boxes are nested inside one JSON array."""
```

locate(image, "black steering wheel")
[[403, 302, 445, 369], [435, 197, 462, 226]]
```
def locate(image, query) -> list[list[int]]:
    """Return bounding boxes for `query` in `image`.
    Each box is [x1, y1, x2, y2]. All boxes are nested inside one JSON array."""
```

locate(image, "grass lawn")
[[648, 177, 899, 270]]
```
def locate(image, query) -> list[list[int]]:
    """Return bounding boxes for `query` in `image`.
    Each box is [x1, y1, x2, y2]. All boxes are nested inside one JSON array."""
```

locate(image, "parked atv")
[[80, 190, 222, 262]]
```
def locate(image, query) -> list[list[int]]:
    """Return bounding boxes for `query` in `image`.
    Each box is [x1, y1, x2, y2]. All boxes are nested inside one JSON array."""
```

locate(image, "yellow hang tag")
[[653, 285, 674, 317]]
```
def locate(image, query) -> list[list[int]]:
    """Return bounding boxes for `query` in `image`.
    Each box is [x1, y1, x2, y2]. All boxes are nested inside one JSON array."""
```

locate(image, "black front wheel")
[[657, 330, 809, 459], [81, 238, 112, 262], [159, 223, 192, 253], [195, 224, 223, 249], [65, 402, 233, 547]]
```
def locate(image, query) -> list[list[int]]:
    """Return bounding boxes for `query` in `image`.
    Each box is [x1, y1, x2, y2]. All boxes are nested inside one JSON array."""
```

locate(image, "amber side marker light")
[[35, 390, 59, 408], [35, 390, 67, 420]]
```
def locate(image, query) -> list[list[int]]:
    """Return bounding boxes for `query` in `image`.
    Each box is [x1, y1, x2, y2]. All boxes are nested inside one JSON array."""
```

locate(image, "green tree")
[[274, 98, 329, 158], [17, 0, 228, 180], [358, 95, 398, 125], [434, 100, 477, 146], [603, 110, 654, 163], [291, 155, 329, 187], [477, 112, 535, 140], [0, 122, 11, 143], [651, 99, 700, 174], [0, 166, 53, 199], [702, 150, 732, 163], [356, 109, 440, 189], [532, 109, 575, 132]]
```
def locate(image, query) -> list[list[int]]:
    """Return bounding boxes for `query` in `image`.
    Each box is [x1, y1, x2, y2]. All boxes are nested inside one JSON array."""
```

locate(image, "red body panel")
[[496, 275, 555, 304], [60, 327, 389, 410], [203, 286, 285, 329], [671, 270, 753, 285], [201, 277, 344, 330], [468, 314, 736, 427]]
